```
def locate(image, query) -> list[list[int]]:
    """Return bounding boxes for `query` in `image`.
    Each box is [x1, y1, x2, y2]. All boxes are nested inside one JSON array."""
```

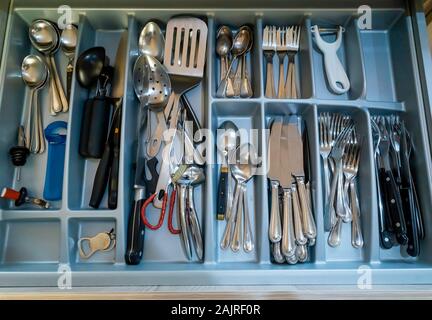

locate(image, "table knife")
[[287, 117, 317, 240], [268, 118, 283, 243], [280, 119, 303, 255], [125, 107, 147, 265]]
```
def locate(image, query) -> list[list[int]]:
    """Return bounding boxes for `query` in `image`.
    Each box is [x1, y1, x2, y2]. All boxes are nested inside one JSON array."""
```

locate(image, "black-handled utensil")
[[216, 167, 228, 220], [379, 168, 408, 245], [108, 105, 122, 209], [125, 194, 146, 265]]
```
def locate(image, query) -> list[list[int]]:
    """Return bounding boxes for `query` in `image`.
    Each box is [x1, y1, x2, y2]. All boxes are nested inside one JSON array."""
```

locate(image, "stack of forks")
[[319, 112, 364, 249], [263, 25, 300, 99]]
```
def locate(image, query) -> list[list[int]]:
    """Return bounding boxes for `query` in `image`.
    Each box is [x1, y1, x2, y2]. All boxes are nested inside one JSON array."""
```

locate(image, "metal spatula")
[[152, 17, 208, 208]]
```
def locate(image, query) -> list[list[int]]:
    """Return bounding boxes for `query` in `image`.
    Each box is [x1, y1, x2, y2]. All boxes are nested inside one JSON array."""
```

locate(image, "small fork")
[[263, 26, 276, 98]]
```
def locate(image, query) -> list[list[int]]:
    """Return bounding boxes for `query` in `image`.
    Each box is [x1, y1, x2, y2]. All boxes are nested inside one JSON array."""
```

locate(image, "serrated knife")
[[287, 117, 316, 240], [268, 118, 283, 243]]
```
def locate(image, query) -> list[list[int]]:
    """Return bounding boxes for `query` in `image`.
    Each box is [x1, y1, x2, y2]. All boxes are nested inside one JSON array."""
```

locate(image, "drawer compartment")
[[0, 1, 432, 286]]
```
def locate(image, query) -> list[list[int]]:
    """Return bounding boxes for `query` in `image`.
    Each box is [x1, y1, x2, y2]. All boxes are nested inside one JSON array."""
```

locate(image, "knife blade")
[[111, 31, 128, 102], [281, 118, 306, 245], [125, 107, 147, 265], [268, 117, 282, 243], [287, 117, 316, 240], [107, 30, 128, 210]]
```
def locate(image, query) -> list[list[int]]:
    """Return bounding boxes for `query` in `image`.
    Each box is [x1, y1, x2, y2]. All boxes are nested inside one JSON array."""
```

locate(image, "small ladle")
[[216, 28, 250, 98], [21, 54, 49, 154], [60, 25, 78, 104], [29, 20, 68, 114]]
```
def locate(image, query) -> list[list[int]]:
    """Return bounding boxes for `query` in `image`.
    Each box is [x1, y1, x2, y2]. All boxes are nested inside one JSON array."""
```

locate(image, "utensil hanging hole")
[[186, 29, 193, 67], [171, 27, 177, 66], [194, 30, 201, 68], [178, 28, 185, 66]]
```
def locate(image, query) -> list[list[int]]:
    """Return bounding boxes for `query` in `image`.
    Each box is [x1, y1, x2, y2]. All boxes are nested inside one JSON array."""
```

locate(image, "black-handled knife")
[[379, 168, 408, 245], [216, 166, 228, 220]]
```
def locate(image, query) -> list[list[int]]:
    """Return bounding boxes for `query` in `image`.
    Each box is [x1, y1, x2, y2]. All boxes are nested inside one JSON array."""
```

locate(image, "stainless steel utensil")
[[284, 26, 300, 99], [216, 28, 250, 98], [268, 118, 283, 243], [29, 20, 68, 114], [216, 26, 232, 84], [287, 118, 316, 240], [139, 22, 165, 62], [132, 55, 171, 158], [176, 165, 205, 261], [263, 26, 276, 98], [21, 55, 49, 154], [153, 17, 208, 208], [239, 25, 253, 98], [221, 143, 257, 252], [60, 25, 77, 104]]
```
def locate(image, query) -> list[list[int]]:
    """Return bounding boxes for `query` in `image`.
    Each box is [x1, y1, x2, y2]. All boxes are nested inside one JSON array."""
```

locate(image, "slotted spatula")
[[152, 17, 208, 208]]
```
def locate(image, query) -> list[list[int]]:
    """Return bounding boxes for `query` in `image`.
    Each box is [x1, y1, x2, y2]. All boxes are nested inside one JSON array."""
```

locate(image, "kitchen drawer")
[[1, 0, 432, 287]]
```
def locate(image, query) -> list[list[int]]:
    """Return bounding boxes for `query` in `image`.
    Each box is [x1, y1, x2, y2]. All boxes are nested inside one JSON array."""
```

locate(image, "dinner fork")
[[284, 26, 300, 99], [263, 26, 276, 98], [276, 27, 288, 98], [327, 122, 354, 239], [342, 136, 360, 224], [319, 113, 332, 230]]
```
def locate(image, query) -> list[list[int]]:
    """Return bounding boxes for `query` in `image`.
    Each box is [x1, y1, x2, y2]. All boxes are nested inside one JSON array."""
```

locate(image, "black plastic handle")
[[89, 142, 113, 208], [379, 168, 408, 246], [144, 157, 159, 198], [216, 166, 228, 221], [79, 98, 94, 158], [108, 106, 122, 209], [125, 197, 145, 265], [401, 187, 420, 257], [87, 96, 111, 159]]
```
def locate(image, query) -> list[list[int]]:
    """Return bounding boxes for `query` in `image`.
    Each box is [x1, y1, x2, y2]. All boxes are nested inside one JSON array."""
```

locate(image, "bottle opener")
[[78, 229, 116, 259]]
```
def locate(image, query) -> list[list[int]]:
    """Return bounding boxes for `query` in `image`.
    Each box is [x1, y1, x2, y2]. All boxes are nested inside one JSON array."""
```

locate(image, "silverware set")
[[216, 25, 254, 98], [371, 115, 424, 257], [268, 116, 316, 264], [319, 113, 363, 249], [220, 143, 258, 253], [263, 25, 300, 99]]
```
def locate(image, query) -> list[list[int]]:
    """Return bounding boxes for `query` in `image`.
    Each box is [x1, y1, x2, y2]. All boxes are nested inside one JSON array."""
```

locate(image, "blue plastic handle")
[[43, 121, 67, 201]]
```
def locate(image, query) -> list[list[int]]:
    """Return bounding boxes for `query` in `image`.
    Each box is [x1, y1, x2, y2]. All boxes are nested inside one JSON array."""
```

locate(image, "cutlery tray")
[[1, 0, 432, 286]]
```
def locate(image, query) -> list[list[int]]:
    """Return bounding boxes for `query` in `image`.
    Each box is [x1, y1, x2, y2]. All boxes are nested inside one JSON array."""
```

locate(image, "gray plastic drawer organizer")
[[1, 0, 432, 287]]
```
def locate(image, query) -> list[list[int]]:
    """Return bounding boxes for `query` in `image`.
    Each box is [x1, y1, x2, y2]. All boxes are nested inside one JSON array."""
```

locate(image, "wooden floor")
[[1, 285, 432, 300]]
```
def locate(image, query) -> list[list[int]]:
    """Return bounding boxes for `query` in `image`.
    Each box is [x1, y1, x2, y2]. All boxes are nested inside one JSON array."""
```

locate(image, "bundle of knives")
[[268, 116, 316, 264], [371, 115, 424, 257]]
